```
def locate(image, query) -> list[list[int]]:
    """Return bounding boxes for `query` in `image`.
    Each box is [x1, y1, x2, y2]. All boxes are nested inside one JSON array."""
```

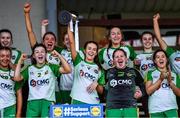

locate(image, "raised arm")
[[67, 25, 77, 61], [14, 54, 27, 81], [153, 13, 167, 50], [51, 50, 71, 74], [24, 3, 37, 48], [41, 19, 48, 38]]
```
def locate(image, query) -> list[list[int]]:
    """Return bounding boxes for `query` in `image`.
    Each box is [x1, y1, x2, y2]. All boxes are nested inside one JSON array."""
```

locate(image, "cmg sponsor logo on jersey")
[[161, 83, 170, 89], [110, 79, 132, 87], [30, 79, 49, 87], [0, 82, 13, 90], [79, 70, 96, 81]]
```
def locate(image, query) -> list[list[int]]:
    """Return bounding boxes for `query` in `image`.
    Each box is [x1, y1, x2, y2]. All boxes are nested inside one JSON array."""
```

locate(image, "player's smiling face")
[[0, 32, 12, 47], [154, 51, 167, 69], [43, 34, 56, 52], [110, 27, 122, 46], [141, 33, 153, 49], [85, 43, 97, 62], [113, 50, 127, 69], [33, 46, 46, 65], [0, 49, 11, 69]]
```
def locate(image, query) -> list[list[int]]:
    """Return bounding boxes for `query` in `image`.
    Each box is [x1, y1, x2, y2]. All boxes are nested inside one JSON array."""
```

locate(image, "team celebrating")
[[0, 2, 180, 118]]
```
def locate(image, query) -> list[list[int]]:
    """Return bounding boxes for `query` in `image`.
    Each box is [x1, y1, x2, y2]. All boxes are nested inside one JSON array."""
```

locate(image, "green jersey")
[[146, 69, 180, 113], [0, 68, 21, 109], [46, 46, 63, 92], [60, 48, 74, 90], [11, 48, 22, 64], [21, 63, 61, 102], [70, 53, 105, 104], [166, 47, 180, 74], [46, 46, 62, 65], [136, 52, 155, 77]]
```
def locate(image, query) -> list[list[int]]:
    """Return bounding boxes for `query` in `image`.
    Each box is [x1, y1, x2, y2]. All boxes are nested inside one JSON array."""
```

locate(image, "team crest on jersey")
[[108, 73, 114, 78], [12, 55, 16, 60], [94, 69, 98, 74], [45, 70, 48, 75], [87, 66, 91, 70], [126, 70, 136, 78]]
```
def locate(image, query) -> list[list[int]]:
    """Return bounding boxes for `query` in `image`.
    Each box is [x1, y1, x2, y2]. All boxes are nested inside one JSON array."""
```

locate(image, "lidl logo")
[[90, 106, 101, 116], [53, 107, 63, 117], [50, 104, 103, 118]]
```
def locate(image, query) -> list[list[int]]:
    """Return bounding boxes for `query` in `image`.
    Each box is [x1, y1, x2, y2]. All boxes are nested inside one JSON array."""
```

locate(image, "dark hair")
[[153, 49, 169, 68], [31, 43, 47, 64], [43, 32, 56, 41], [84, 41, 99, 52], [0, 29, 13, 45], [113, 48, 127, 59], [141, 31, 154, 41]]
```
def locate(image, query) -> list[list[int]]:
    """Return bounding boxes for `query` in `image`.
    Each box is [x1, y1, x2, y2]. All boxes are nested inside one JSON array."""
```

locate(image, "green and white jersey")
[[46, 46, 63, 65], [98, 45, 137, 70], [78, 48, 85, 60], [59, 48, 85, 90], [46, 52, 60, 64], [136, 52, 155, 77], [70, 53, 105, 104], [21, 63, 61, 102], [0, 68, 21, 110], [166, 47, 180, 74], [60, 49, 74, 90], [46, 46, 62, 92], [11, 48, 22, 64], [146, 69, 180, 113]]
